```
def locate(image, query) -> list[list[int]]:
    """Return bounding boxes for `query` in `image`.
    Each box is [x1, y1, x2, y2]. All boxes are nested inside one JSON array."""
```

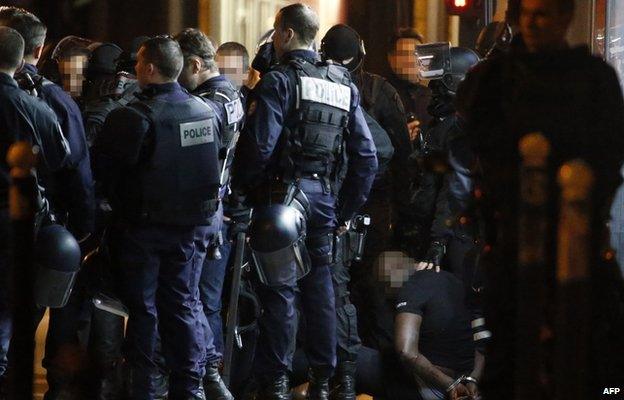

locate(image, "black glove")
[[417, 240, 446, 272]]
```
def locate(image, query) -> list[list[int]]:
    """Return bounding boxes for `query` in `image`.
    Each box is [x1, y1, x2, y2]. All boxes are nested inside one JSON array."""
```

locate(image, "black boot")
[[203, 365, 233, 400], [329, 362, 356, 400], [257, 373, 292, 400], [307, 369, 330, 400]]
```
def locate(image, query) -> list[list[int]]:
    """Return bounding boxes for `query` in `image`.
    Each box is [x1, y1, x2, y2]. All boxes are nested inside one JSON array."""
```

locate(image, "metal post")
[[6, 142, 38, 400], [515, 133, 550, 399], [555, 160, 593, 399]]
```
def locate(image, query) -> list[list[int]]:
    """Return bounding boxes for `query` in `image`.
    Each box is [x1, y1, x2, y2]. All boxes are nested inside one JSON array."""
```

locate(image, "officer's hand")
[[416, 240, 446, 273], [336, 225, 348, 236], [407, 119, 421, 142]]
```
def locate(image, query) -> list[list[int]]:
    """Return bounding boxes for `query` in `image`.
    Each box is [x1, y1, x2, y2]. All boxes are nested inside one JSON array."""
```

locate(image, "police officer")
[[232, 4, 377, 399], [0, 10, 97, 399], [411, 45, 489, 364], [318, 24, 398, 400], [0, 25, 71, 392], [1, 9, 94, 240], [174, 27, 239, 399], [94, 36, 223, 400]]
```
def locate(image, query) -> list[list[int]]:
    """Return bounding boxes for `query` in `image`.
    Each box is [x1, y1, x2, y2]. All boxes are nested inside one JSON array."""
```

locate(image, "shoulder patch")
[[179, 119, 214, 147], [224, 98, 244, 125], [300, 76, 351, 111]]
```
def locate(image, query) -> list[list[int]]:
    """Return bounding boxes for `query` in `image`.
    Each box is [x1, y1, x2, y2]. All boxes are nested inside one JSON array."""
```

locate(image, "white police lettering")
[[225, 98, 244, 125], [300, 77, 350, 111], [179, 119, 213, 147], [396, 301, 407, 309]]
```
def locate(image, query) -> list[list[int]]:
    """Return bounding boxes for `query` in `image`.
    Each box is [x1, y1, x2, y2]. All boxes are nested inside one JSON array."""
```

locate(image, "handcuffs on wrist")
[[446, 375, 479, 392]]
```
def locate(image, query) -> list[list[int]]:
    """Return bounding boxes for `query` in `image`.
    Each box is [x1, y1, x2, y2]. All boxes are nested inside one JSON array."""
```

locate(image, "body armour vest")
[[195, 79, 244, 189], [278, 59, 352, 193], [130, 95, 221, 225]]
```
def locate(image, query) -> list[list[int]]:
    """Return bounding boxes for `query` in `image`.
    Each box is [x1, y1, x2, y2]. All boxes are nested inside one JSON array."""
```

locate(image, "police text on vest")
[[180, 120, 214, 147]]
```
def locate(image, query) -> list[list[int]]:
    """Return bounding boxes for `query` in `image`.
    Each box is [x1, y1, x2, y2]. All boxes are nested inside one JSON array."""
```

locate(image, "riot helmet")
[[87, 42, 123, 77], [34, 224, 81, 308], [320, 24, 366, 72], [415, 43, 480, 96], [249, 204, 310, 287]]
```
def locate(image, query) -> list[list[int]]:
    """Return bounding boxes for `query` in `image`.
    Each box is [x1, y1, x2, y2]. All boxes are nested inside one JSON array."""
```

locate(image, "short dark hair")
[[0, 6, 28, 24], [217, 42, 249, 70], [390, 28, 424, 48], [1, 11, 47, 56], [174, 28, 217, 72], [140, 36, 184, 80], [0, 26, 25, 70], [277, 3, 319, 46]]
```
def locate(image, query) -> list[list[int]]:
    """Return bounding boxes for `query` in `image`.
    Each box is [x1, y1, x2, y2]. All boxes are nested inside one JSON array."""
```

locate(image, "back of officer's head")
[[0, 6, 28, 24], [0, 26, 25, 74], [174, 28, 217, 73], [274, 3, 319, 53], [137, 36, 184, 85], [0, 10, 47, 62]]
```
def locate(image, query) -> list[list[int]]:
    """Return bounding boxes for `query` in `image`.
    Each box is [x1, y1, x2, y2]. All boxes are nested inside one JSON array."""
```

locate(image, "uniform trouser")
[[0, 212, 10, 380], [199, 220, 231, 365], [114, 221, 219, 400], [253, 179, 337, 380], [41, 290, 90, 398], [331, 255, 361, 363]]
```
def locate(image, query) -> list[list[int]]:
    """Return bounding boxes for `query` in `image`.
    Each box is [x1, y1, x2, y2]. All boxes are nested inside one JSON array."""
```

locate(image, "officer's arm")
[[34, 105, 71, 172], [232, 71, 290, 192], [92, 107, 150, 184], [338, 87, 378, 222], [47, 90, 95, 237]]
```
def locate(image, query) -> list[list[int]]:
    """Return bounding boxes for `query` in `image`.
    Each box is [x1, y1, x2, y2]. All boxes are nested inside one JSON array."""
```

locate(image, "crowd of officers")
[[1, 0, 624, 399]]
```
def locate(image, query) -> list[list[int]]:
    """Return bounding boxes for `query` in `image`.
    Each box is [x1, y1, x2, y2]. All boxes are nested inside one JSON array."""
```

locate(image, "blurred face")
[[58, 54, 88, 98], [375, 251, 416, 296], [388, 37, 422, 85], [520, 0, 571, 53], [216, 51, 246, 89]]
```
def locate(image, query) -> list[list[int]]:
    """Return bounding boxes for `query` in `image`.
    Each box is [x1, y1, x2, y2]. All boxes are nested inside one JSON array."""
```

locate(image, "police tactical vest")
[[130, 94, 221, 226], [279, 59, 352, 192], [195, 79, 244, 189]]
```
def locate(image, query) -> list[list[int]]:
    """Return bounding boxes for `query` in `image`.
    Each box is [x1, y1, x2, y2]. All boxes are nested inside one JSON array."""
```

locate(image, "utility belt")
[[279, 180, 370, 267]]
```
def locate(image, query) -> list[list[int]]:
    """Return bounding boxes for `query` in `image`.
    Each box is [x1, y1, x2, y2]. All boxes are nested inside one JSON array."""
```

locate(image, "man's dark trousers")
[[253, 179, 337, 380]]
